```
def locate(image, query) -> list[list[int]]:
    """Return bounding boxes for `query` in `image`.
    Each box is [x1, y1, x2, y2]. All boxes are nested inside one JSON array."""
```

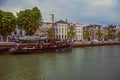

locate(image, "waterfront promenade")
[[72, 41, 120, 47], [0, 41, 120, 48]]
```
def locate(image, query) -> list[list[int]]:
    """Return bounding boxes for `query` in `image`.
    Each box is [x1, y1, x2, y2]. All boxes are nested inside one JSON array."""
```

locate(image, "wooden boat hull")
[[10, 45, 72, 54], [0, 48, 10, 54]]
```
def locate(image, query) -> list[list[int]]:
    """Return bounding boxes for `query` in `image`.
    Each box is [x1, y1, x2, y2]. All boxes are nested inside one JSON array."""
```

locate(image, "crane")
[[50, 13, 55, 39]]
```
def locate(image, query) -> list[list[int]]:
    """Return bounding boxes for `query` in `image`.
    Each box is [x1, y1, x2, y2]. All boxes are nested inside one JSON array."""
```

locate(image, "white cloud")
[[0, 6, 22, 16], [91, 0, 116, 7]]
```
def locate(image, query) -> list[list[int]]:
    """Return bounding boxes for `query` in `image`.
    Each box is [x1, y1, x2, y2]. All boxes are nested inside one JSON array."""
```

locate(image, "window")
[[65, 35, 66, 39], [62, 28, 64, 33], [0, 37, 1, 42], [59, 35, 60, 39], [62, 35, 64, 39], [59, 28, 61, 33], [65, 28, 67, 33]]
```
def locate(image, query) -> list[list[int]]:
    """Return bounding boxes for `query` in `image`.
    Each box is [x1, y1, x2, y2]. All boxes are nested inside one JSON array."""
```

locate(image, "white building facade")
[[55, 20, 68, 40], [68, 23, 83, 41], [74, 23, 83, 41], [34, 20, 84, 41], [116, 25, 120, 33]]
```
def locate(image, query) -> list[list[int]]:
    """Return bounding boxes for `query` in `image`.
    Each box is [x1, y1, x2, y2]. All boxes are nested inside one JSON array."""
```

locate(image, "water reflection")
[[0, 46, 120, 80]]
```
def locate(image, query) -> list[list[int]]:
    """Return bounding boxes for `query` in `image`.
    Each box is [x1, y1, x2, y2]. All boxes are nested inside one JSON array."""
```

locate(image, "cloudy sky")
[[0, 0, 120, 26]]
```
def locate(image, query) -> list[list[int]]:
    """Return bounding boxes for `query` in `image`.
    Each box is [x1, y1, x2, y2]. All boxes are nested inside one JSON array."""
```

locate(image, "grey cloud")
[[0, 0, 119, 25]]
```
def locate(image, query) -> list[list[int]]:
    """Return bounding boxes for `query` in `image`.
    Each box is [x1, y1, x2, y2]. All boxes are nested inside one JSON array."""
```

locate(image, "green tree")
[[117, 31, 120, 40], [67, 26, 76, 40], [96, 29, 103, 41], [0, 10, 2, 28], [83, 30, 90, 41], [0, 10, 2, 23], [0, 10, 16, 41], [47, 27, 54, 39], [17, 7, 42, 35], [107, 30, 113, 40]]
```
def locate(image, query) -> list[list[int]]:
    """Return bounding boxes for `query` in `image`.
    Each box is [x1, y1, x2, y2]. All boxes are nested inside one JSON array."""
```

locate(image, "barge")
[[9, 36, 72, 54], [10, 41, 72, 54]]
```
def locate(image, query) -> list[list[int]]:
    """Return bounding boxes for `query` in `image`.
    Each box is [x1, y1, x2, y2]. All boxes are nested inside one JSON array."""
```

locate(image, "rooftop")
[[55, 20, 67, 24]]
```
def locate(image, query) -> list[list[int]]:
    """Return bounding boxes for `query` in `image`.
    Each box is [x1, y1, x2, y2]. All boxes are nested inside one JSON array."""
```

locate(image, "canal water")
[[0, 45, 120, 80]]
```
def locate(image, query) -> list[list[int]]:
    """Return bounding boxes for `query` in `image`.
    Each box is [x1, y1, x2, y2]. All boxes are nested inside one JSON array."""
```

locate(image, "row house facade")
[[116, 25, 120, 33], [74, 23, 83, 41], [35, 23, 120, 41], [84, 24, 104, 41], [105, 25, 120, 40], [55, 20, 68, 40], [1, 19, 119, 42], [69, 23, 83, 41], [35, 20, 69, 40], [34, 22, 52, 38], [54, 20, 83, 41], [84, 24, 120, 41], [0, 25, 25, 42]]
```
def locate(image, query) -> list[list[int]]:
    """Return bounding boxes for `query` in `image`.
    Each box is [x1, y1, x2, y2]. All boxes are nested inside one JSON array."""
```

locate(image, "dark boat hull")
[[10, 46, 72, 54], [0, 48, 10, 54]]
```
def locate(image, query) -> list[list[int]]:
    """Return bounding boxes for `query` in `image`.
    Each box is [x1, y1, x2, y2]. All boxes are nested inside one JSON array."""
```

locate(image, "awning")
[[19, 36, 40, 41]]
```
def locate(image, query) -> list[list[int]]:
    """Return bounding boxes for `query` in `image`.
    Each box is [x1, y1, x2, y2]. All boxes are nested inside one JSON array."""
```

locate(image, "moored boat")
[[9, 36, 72, 54], [0, 47, 10, 54], [10, 41, 72, 54]]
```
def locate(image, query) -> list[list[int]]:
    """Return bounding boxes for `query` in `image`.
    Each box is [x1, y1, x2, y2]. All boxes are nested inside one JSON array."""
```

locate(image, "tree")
[[47, 27, 54, 39], [96, 29, 103, 41], [83, 30, 90, 41], [17, 7, 42, 35], [67, 26, 76, 40], [0, 10, 2, 29], [0, 10, 16, 41], [107, 30, 113, 40], [117, 31, 120, 40], [0, 10, 2, 23]]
